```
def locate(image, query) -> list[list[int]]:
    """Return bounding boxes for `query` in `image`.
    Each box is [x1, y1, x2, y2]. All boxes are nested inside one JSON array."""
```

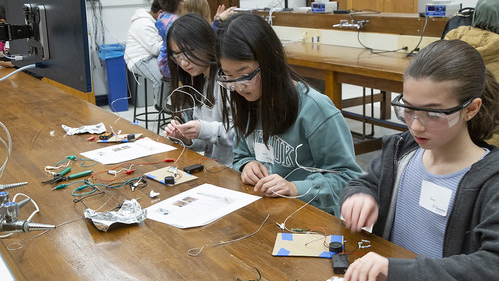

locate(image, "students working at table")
[[341, 40, 499, 281], [215, 13, 362, 216], [163, 13, 234, 167]]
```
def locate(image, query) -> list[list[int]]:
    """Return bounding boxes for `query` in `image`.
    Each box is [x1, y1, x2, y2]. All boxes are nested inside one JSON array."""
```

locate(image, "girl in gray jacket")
[[341, 40, 499, 281]]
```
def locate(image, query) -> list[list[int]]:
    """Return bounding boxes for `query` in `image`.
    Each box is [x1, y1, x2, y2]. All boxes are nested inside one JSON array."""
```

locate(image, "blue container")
[[98, 44, 128, 112]]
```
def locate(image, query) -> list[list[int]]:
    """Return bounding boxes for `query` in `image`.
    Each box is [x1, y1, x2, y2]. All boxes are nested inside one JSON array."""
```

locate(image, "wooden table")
[[0, 68, 416, 280], [285, 42, 410, 153]]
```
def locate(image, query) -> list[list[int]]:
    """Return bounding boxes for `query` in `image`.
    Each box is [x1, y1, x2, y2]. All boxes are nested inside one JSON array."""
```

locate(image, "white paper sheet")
[[80, 137, 176, 164], [146, 184, 261, 229]]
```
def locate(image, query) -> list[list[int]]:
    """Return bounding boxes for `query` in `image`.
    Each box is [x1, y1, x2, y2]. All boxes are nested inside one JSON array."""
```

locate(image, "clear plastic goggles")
[[391, 94, 473, 130], [215, 67, 260, 91], [171, 52, 191, 65]]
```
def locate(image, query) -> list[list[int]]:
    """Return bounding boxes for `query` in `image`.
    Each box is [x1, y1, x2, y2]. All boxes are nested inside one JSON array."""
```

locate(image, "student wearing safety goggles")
[[215, 13, 362, 216], [341, 40, 499, 281]]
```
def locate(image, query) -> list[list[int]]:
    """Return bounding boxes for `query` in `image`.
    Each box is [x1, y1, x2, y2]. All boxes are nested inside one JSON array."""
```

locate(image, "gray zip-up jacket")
[[340, 131, 499, 281]]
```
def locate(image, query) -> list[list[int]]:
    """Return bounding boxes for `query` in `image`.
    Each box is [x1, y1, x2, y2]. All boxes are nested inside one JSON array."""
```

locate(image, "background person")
[[156, 0, 184, 79], [124, 0, 167, 107]]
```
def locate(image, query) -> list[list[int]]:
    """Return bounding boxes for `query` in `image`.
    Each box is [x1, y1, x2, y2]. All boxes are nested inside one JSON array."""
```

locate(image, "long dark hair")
[[405, 40, 499, 143], [166, 13, 217, 115], [216, 13, 307, 145]]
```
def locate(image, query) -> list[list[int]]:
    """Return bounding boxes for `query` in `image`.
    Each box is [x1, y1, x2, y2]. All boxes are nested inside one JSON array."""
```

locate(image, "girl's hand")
[[343, 252, 388, 281], [218, 6, 237, 21], [164, 120, 191, 145], [255, 174, 298, 197], [175, 120, 201, 139], [341, 193, 379, 232], [164, 120, 182, 138], [241, 161, 269, 185], [214, 4, 225, 20]]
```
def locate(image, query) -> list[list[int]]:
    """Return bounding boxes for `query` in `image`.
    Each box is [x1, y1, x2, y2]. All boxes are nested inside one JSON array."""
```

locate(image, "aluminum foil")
[[62, 122, 107, 135], [84, 199, 147, 232]]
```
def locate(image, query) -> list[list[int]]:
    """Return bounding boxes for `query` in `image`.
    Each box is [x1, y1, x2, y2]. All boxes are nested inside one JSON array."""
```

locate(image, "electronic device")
[[418, 0, 434, 16], [0, 0, 92, 92], [183, 164, 204, 174], [311, 1, 337, 13], [333, 9, 350, 14], [425, 2, 461, 17], [164, 176, 175, 185], [331, 254, 349, 274]]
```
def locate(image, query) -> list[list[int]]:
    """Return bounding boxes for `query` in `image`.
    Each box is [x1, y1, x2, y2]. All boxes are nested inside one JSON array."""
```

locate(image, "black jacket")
[[340, 131, 499, 281]]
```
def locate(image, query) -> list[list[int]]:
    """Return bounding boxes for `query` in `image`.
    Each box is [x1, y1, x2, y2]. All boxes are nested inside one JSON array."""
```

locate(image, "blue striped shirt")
[[391, 147, 488, 258]]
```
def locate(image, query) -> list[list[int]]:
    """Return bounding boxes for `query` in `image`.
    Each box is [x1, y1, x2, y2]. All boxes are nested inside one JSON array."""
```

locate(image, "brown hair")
[[404, 39, 499, 143], [183, 0, 211, 23]]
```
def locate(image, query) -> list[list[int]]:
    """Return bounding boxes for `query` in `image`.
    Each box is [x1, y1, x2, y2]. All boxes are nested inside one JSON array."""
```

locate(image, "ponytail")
[[469, 69, 499, 143]]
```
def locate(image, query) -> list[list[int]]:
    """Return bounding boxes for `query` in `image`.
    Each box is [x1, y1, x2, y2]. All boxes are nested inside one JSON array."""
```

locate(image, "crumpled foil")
[[84, 199, 147, 232], [62, 122, 107, 135]]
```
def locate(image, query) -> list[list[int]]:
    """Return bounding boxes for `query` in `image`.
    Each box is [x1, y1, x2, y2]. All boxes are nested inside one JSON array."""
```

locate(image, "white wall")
[[461, 0, 479, 8], [240, 0, 307, 10], [87, 0, 151, 97]]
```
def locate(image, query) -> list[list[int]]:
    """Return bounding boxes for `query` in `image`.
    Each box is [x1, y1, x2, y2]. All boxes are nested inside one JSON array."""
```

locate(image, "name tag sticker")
[[254, 142, 274, 164], [419, 180, 452, 216]]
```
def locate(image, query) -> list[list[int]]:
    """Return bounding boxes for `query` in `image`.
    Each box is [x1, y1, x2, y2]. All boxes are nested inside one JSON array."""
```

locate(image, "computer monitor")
[[0, 0, 91, 93]]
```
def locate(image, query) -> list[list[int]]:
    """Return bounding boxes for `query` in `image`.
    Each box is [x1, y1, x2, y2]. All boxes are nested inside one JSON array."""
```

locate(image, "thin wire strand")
[[0, 64, 37, 82], [407, 16, 429, 57], [275, 187, 321, 233], [6, 217, 85, 251], [187, 214, 270, 256]]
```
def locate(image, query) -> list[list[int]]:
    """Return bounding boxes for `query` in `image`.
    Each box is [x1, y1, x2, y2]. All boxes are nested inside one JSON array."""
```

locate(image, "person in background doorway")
[[124, 0, 168, 107], [215, 13, 362, 216], [341, 40, 499, 281]]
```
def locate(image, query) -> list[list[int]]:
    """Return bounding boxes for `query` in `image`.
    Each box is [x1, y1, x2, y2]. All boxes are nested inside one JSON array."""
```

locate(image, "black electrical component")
[[127, 134, 135, 141], [164, 176, 175, 185], [329, 242, 343, 254], [333, 9, 350, 14], [183, 164, 204, 174], [332, 254, 349, 274]]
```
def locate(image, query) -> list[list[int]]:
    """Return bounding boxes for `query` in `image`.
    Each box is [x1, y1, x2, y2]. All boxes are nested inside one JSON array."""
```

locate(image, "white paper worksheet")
[[146, 184, 261, 229], [80, 137, 176, 164]]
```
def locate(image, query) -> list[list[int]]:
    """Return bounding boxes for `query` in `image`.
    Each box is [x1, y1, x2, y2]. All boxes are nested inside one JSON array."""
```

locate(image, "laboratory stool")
[[130, 72, 172, 134]]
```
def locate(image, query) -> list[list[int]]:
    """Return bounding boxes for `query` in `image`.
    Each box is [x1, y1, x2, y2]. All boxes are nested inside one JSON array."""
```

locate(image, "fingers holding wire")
[[175, 120, 201, 139], [256, 174, 298, 197], [165, 120, 187, 142], [241, 161, 268, 186]]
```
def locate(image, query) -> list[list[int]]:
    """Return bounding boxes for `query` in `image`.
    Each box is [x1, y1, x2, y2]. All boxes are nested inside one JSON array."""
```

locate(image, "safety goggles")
[[171, 52, 191, 65], [391, 94, 473, 130], [215, 67, 260, 91]]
